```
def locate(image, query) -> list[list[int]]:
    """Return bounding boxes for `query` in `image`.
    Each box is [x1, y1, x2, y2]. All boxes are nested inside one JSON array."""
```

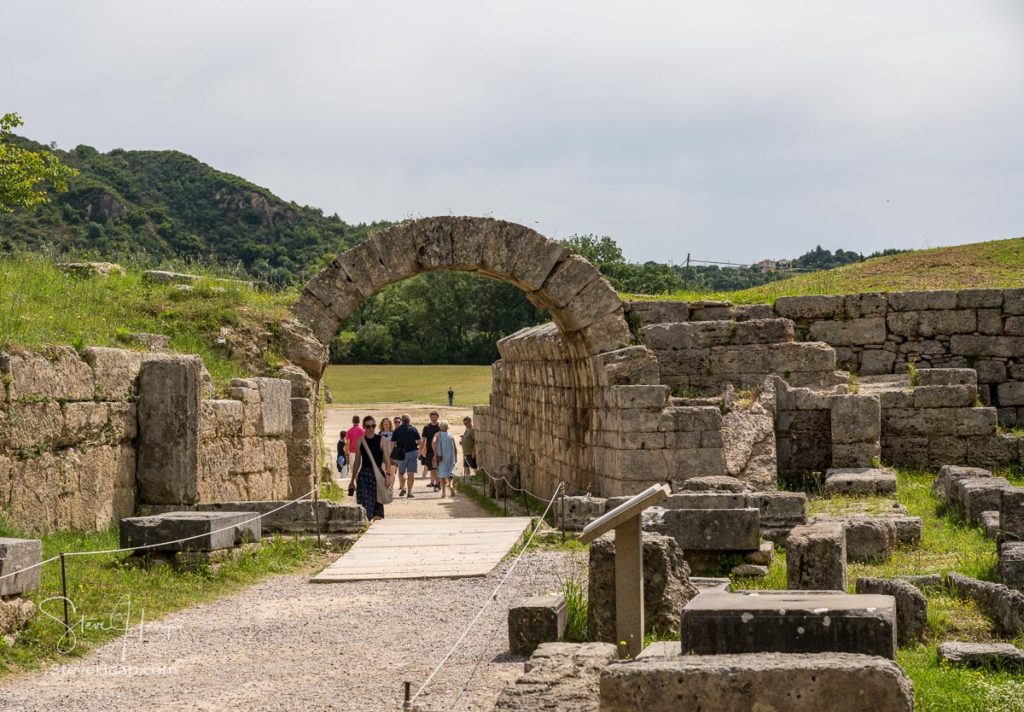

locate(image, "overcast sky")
[[2, 1, 1022, 263]]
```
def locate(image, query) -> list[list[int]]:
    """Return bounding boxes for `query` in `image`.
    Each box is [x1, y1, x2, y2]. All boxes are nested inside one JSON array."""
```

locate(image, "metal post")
[[503, 484, 508, 516], [313, 488, 323, 550], [560, 483, 566, 544], [404, 681, 411, 707], [59, 551, 69, 631]]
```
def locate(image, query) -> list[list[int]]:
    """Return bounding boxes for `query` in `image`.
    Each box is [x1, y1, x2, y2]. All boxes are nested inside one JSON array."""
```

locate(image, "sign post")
[[580, 483, 670, 658]]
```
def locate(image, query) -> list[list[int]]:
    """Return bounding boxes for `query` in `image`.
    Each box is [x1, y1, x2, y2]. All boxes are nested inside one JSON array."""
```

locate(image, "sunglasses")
[[365, 423, 376, 429]]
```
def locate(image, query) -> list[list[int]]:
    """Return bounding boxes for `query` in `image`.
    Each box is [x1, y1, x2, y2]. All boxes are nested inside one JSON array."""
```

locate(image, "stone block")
[[748, 491, 808, 529], [1000, 542, 1024, 591], [0, 596, 36, 638], [888, 289, 958, 311], [678, 475, 747, 492], [136, 357, 202, 505], [642, 508, 760, 552], [831, 394, 881, 444], [954, 407, 998, 436], [1001, 487, 1024, 542], [608, 384, 669, 409], [914, 384, 976, 408], [775, 294, 846, 320], [981, 510, 1001, 539], [600, 652, 914, 712], [997, 382, 1024, 407], [555, 495, 606, 531], [959, 288, 1004, 309], [660, 492, 748, 510], [0, 538, 42, 597], [855, 576, 928, 645], [938, 642, 1024, 672], [932, 464, 992, 503], [954, 477, 1010, 523], [731, 563, 768, 578], [587, 532, 699, 643], [493, 642, 616, 712], [917, 368, 978, 387], [679, 591, 896, 659], [786, 522, 847, 591], [82, 346, 147, 400], [119, 511, 261, 552], [860, 349, 895, 375], [823, 468, 897, 497], [1, 346, 94, 402], [816, 515, 895, 563], [950, 334, 1024, 359], [508, 595, 567, 656], [809, 317, 886, 346], [831, 442, 880, 468]]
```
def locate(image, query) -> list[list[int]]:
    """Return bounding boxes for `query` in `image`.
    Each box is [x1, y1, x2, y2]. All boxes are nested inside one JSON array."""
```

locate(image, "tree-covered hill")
[[0, 135, 385, 285]]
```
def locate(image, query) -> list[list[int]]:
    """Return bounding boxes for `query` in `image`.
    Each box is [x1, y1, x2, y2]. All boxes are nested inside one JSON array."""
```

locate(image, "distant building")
[[755, 259, 777, 271]]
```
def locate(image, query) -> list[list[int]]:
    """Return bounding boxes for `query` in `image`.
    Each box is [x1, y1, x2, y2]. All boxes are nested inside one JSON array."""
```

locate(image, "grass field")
[[624, 236, 1024, 304], [323, 364, 493, 405]]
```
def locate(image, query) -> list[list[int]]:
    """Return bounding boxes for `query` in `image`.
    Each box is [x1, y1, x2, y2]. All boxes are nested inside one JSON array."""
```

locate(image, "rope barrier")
[[477, 469, 551, 505], [0, 489, 318, 581], [406, 482, 563, 710]]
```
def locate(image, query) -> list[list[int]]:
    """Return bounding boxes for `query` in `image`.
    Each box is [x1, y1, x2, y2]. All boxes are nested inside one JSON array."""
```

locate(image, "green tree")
[[0, 113, 78, 212], [560, 234, 625, 268]]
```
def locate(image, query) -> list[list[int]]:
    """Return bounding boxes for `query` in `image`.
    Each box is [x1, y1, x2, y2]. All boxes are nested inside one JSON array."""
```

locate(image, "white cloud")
[[1, 0, 1021, 262]]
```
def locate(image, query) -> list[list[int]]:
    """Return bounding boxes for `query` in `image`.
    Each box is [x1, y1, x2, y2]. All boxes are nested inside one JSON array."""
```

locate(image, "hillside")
[[0, 136, 386, 285], [0, 253, 295, 386], [632, 237, 1024, 304]]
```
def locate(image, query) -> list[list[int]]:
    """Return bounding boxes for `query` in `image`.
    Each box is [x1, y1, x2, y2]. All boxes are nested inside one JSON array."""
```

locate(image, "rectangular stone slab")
[[680, 591, 897, 659], [643, 508, 760, 552], [0, 538, 43, 597], [119, 511, 261, 552], [823, 468, 897, 496], [507, 594, 567, 656], [600, 652, 914, 712]]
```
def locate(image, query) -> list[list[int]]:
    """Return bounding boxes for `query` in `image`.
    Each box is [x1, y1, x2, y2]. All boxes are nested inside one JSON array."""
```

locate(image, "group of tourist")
[[338, 411, 477, 521]]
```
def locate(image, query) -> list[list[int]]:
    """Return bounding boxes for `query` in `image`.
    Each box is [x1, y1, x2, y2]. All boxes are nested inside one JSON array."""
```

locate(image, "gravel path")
[[0, 549, 585, 712]]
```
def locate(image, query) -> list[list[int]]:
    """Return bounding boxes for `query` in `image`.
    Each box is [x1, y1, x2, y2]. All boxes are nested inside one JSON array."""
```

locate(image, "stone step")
[[119, 511, 261, 552], [823, 467, 898, 497], [493, 642, 616, 711], [680, 590, 897, 659], [601, 653, 914, 712], [507, 595, 567, 657]]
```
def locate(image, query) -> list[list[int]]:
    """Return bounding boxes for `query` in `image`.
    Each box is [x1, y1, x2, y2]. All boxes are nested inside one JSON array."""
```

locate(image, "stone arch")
[[284, 216, 633, 495]]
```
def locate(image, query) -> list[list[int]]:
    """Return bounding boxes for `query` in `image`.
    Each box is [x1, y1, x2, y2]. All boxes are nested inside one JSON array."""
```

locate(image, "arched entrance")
[[286, 216, 633, 496]]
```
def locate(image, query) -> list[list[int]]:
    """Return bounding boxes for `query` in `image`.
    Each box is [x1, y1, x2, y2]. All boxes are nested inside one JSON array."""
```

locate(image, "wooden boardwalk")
[[311, 517, 533, 582]]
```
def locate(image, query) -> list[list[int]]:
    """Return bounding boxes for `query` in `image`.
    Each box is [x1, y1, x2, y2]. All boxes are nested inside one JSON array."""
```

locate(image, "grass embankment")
[[322, 364, 494, 406], [624, 236, 1024, 305], [0, 523, 332, 677], [0, 253, 296, 387]]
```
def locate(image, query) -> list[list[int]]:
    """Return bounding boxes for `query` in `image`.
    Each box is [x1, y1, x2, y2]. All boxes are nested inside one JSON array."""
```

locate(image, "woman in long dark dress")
[[348, 416, 388, 521]]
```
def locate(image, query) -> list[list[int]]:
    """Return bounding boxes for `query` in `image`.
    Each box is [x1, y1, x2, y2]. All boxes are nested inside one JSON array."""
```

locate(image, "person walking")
[[392, 415, 421, 497], [379, 417, 395, 485], [461, 416, 477, 478], [344, 415, 364, 473], [336, 429, 348, 479], [348, 416, 390, 521], [421, 411, 441, 491], [433, 420, 458, 498], [447, 386, 454, 407]]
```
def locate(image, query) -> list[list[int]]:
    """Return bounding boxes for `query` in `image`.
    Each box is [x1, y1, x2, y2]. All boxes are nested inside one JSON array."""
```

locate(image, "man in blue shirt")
[[392, 415, 421, 498]]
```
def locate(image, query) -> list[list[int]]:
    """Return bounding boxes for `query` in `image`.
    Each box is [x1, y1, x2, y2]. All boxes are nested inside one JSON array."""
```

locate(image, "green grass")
[[323, 364, 494, 405], [0, 252, 296, 388], [737, 467, 1024, 708], [0, 524, 330, 677], [623, 236, 1024, 304]]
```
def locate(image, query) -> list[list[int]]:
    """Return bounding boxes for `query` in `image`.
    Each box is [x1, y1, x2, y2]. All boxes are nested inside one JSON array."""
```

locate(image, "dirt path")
[[0, 551, 583, 711]]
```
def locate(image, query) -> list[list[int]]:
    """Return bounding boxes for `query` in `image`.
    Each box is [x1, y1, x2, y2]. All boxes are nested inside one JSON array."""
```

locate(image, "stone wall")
[[474, 325, 778, 497], [773, 289, 1024, 426], [0, 346, 312, 534]]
